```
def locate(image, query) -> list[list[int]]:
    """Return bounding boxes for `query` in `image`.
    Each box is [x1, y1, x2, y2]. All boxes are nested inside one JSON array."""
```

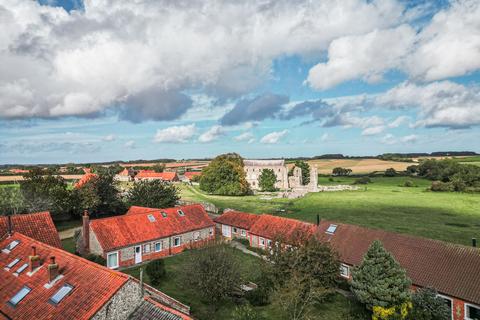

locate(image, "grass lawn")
[[123, 248, 351, 320], [54, 219, 82, 232], [61, 237, 76, 254], [179, 177, 480, 246]]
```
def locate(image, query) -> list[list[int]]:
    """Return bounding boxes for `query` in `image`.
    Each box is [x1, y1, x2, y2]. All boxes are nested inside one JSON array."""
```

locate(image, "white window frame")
[[233, 227, 238, 234], [437, 294, 453, 320], [107, 251, 119, 269], [465, 303, 480, 320], [259, 237, 265, 247], [173, 237, 181, 247], [143, 243, 150, 254], [340, 264, 350, 278], [193, 231, 201, 241], [267, 239, 272, 247], [154, 242, 162, 252], [241, 229, 246, 237]]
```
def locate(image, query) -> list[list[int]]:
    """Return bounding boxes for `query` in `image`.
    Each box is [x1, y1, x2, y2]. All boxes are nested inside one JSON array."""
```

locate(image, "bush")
[[85, 254, 106, 266], [328, 177, 334, 182], [385, 168, 397, 177], [430, 181, 453, 192], [146, 259, 166, 286], [354, 177, 371, 185], [332, 167, 352, 176], [408, 287, 450, 320], [403, 180, 415, 187], [231, 305, 265, 320], [233, 238, 250, 247]]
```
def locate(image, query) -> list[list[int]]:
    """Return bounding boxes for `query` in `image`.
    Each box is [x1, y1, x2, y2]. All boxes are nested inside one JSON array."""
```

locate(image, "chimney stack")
[[7, 215, 12, 236], [48, 256, 59, 282], [29, 246, 41, 271], [473, 238, 477, 248], [316, 214, 320, 226], [82, 210, 90, 254]]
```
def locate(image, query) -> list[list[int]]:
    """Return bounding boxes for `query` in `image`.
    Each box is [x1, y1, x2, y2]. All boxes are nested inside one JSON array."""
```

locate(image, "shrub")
[[408, 287, 450, 320], [231, 305, 265, 320], [258, 169, 278, 192], [354, 177, 371, 185], [332, 167, 352, 176], [385, 168, 397, 177], [403, 180, 415, 187], [146, 259, 166, 286], [328, 177, 334, 182], [430, 181, 453, 192], [85, 254, 106, 266]]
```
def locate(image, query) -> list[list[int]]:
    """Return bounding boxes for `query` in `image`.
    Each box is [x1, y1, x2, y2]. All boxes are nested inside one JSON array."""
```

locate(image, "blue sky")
[[0, 0, 479, 164]]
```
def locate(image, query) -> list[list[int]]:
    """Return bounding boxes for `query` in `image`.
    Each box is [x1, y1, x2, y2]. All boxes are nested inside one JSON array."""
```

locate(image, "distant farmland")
[[297, 159, 412, 174]]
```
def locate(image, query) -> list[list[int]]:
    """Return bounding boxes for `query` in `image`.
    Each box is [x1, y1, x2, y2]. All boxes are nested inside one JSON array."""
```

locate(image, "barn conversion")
[[215, 211, 480, 320], [134, 170, 179, 182], [79, 204, 215, 268]]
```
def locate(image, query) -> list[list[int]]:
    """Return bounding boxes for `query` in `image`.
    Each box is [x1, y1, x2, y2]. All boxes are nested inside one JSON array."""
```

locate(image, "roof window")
[[15, 263, 29, 275], [50, 284, 74, 305], [326, 224, 338, 234], [147, 214, 156, 222], [177, 210, 185, 216], [6, 258, 20, 269], [8, 286, 31, 306], [3, 240, 20, 253], [161, 211, 167, 218]]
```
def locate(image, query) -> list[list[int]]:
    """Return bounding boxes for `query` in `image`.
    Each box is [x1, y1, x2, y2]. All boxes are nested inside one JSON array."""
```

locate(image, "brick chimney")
[[29, 246, 41, 271], [82, 210, 90, 254], [7, 215, 12, 236], [48, 256, 59, 282]]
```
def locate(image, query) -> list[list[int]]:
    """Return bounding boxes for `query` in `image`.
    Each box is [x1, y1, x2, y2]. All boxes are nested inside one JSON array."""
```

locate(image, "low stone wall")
[[318, 185, 359, 192]]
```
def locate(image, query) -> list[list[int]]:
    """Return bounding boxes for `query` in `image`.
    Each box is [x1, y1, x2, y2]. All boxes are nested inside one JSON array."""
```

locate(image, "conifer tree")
[[351, 240, 411, 309]]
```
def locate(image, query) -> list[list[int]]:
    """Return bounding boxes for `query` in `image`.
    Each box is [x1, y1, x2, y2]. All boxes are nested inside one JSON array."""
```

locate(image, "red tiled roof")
[[0, 232, 129, 320], [0, 212, 62, 248], [315, 221, 480, 305], [184, 172, 201, 180], [118, 168, 130, 176], [136, 171, 178, 181], [90, 204, 214, 251], [74, 173, 98, 188], [249, 214, 317, 243], [214, 211, 260, 230], [129, 297, 193, 320]]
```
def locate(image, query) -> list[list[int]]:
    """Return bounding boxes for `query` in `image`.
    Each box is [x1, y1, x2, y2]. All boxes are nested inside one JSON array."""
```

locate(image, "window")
[[259, 237, 265, 246], [177, 210, 185, 216], [466, 303, 480, 320], [147, 214, 156, 222], [241, 229, 246, 236], [161, 211, 167, 218], [50, 284, 73, 305], [326, 224, 338, 234], [8, 286, 31, 306], [3, 240, 20, 252], [15, 263, 28, 275], [143, 244, 151, 253], [193, 231, 201, 241], [340, 264, 350, 278], [267, 240, 272, 247], [107, 252, 119, 269], [173, 237, 181, 247], [6, 258, 20, 269], [154, 242, 162, 252], [233, 227, 238, 234], [437, 295, 453, 320], [209, 228, 214, 236]]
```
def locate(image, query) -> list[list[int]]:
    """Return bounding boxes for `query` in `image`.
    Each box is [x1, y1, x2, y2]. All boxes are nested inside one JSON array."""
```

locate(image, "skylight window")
[[326, 224, 338, 234], [50, 284, 74, 305], [177, 210, 185, 216], [161, 211, 167, 218], [3, 240, 20, 252], [147, 214, 156, 222], [15, 263, 29, 275], [6, 258, 20, 269], [8, 286, 31, 306]]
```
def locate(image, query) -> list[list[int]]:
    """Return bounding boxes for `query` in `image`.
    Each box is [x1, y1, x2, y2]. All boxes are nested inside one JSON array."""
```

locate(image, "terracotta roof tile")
[[74, 173, 98, 189], [315, 221, 480, 305], [0, 232, 128, 320], [249, 214, 317, 242], [136, 171, 178, 181], [214, 211, 260, 230], [129, 297, 193, 320], [90, 204, 214, 251], [183, 172, 201, 180], [0, 212, 62, 248]]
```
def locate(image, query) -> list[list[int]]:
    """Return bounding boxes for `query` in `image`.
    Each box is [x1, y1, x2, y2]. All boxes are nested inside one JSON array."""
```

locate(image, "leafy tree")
[[332, 167, 352, 176], [231, 305, 265, 320], [0, 187, 25, 215], [408, 288, 450, 320], [127, 180, 179, 208], [152, 163, 165, 173], [146, 259, 166, 286], [199, 153, 250, 195], [294, 160, 310, 185], [20, 169, 73, 218], [351, 240, 411, 310], [182, 243, 241, 307], [258, 169, 277, 192], [385, 168, 397, 177], [406, 165, 418, 175]]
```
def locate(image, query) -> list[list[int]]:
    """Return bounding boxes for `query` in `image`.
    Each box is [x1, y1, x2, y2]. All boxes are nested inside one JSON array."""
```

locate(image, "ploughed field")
[[300, 158, 412, 174], [179, 176, 480, 246]]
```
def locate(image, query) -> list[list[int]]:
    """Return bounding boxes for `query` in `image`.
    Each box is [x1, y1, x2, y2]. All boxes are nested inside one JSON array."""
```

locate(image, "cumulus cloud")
[[221, 93, 289, 125], [401, 134, 418, 143], [0, 0, 406, 120], [234, 132, 254, 142], [124, 140, 136, 149], [260, 130, 288, 144], [154, 124, 196, 143], [102, 134, 115, 142], [198, 125, 224, 143], [362, 125, 385, 136]]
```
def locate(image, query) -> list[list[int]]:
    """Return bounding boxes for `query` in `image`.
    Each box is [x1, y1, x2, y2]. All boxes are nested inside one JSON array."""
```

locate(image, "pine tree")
[[351, 240, 411, 309]]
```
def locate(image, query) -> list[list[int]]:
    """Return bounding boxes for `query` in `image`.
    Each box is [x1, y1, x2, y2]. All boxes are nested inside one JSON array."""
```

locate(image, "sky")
[[0, 0, 479, 164]]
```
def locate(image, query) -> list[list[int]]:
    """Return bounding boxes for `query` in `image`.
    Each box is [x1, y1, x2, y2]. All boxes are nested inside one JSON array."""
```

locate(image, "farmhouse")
[[0, 232, 192, 320], [79, 204, 215, 268], [183, 171, 202, 182], [214, 210, 260, 239], [114, 168, 134, 182], [215, 210, 480, 319], [0, 211, 62, 248], [135, 170, 179, 182]]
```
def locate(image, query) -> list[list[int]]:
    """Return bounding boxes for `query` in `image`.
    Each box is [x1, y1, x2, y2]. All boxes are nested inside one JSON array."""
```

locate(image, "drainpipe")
[[139, 268, 144, 298], [473, 238, 477, 248], [169, 237, 172, 256]]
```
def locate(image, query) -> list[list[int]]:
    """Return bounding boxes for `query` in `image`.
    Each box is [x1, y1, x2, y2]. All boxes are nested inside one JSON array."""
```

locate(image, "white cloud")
[[401, 134, 418, 143], [260, 130, 288, 144], [234, 132, 254, 142], [102, 134, 115, 142], [380, 134, 396, 145], [362, 125, 386, 136], [388, 116, 410, 128], [320, 133, 330, 142], [198, 125, 224, 143], [154, 124, 196, 143], [0, 0, 405, 120], [124, 140, 136, 149]]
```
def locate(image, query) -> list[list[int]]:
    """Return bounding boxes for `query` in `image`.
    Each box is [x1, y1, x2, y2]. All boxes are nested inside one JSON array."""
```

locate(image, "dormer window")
[[177, 210, 185, 216]]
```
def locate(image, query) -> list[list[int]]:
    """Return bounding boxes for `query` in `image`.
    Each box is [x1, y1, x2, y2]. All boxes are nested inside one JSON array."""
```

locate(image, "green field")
[[180, 177, 480, 246], [123, 248, 351, 320]]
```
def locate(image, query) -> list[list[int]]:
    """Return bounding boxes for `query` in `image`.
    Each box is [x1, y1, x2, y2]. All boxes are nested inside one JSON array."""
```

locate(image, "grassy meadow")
[[180, 176, 480, 246]]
